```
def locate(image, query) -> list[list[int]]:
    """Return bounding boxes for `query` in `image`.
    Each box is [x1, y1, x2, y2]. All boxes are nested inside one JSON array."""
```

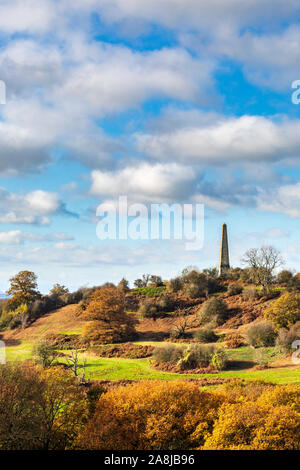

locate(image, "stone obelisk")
[[218, 223, 230, 277]]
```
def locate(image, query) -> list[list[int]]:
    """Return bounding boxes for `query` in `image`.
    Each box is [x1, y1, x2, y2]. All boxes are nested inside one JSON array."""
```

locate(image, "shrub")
[[227, 284, 243, 296], [157, 293, 174, 312], [177, 344, 216, 369], [194, 328, 218, 343], [200, 297, 228, 326], [138, 298, 159, 320], [153, 345, 184, 364], [32, 339, 60, 368], [181, 269, 208, 298], [0, 311, 13, 330], [275, 322, 300, 353], [277, 270, 294, 284], [211, 350, 228, 371], [246, 321, 276, 347], [265, 291, 300, 330], [167, 277, 183, 293], [242, 287, 258, 301]]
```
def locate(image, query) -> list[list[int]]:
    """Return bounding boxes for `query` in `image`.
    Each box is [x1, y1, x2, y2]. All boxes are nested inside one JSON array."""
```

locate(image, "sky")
[[1, 0, 300, 292]]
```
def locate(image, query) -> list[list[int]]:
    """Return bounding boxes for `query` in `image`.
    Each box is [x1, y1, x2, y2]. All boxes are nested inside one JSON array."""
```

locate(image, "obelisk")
[[218, 223, 230, 277]]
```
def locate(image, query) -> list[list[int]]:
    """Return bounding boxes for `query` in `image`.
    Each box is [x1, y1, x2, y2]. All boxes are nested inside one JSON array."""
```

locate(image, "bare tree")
[[66, 349, 87, 381], [241, 245, 283, 293], [170, 308, 199, 338]]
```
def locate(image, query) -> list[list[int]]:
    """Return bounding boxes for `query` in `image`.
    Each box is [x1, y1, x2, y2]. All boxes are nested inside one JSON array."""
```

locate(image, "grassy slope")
[[2, 301, 300, 384]]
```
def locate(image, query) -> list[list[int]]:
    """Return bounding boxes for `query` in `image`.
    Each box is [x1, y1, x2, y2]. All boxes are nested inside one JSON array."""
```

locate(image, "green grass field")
[[5, 340, 300, 384]]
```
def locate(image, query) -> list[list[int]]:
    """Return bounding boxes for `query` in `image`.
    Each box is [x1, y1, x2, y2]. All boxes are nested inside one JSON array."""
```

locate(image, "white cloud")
[[257, 182, 300, 218], [90, 162, 197, 203], [136, 112, 300, 165], [0, 230, 73, 245], [0, 188, 65, 225]]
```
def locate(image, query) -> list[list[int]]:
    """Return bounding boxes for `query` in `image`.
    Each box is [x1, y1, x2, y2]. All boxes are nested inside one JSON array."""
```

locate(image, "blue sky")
[[1, 0, 300, 292]]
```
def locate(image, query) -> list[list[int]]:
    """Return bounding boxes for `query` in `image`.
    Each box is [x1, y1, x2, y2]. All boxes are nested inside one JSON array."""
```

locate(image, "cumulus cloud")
[[0, 36, 215, 172], [136, 112, 300, 165], [0, 188, 67, 225], [257, 182, 300, 218], [90, 162, 198, 203]]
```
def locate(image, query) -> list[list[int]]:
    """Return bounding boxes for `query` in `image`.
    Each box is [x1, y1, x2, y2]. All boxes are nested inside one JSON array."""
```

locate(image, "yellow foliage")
[[76, 381, 226, 450], [264, 291, 300, 330]]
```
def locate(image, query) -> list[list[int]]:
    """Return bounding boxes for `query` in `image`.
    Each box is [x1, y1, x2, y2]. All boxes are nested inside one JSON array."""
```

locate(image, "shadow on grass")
[[4, 338, 21, 346], [227, 360, 256, 371]]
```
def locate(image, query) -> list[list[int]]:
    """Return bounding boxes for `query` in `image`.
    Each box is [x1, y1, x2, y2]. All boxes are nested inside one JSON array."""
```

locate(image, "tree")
[[203, 401, 300, 450], [76, 381, 225, 450], [0, 363, 88, 450], [6, 270, 40, 309], [170, 309, 198, 338], [117, 278, 129, 291], [200, 297, 228, 326], [32, 339, 59, 368], [81, 287, 137, 344], [265, 291, 300, 330], [66, 349, 87, 379], [49, 283, 69, 296], [241, 246, 283, 293]]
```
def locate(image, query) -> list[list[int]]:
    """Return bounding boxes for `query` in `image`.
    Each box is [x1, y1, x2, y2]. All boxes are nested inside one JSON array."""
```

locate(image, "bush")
[[32, 339, 60, 368], [153, 345, 184, 364], [167, 277, 183, 293], [182, 270, 208, 299], [157, 293, 174, 312], [211, 350, 228, 371], [194, 328, 218, 343], [138, 298, 159, 320], [177, 344, 216, 369], [277, 270, 294, 284], [242, 287, 258, 301], [265, 291, 300, 330], [227, 284, 243, 296], [200, 297, 228, 326], [276, 322, 300, 353], [246, 321, 276, 348], [153, 344, 217, 370]]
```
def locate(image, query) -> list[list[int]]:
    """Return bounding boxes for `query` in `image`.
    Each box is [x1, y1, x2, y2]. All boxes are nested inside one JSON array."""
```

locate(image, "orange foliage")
[[76, 380, 226, 450], [81, 287, 137, 344]]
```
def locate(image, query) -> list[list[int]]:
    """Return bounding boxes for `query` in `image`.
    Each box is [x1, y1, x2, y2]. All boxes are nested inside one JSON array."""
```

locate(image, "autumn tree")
[[117, 278, 129, 291], [76, 381, 225, 450], [265, 291, 300, 330], [81, 287, 137, 344], [50, 283, 69, 296], [7, 270, 40, 309], [203, 401, 300, 450], [241, 246, 283, 293], [0, 362, 88, 450]]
